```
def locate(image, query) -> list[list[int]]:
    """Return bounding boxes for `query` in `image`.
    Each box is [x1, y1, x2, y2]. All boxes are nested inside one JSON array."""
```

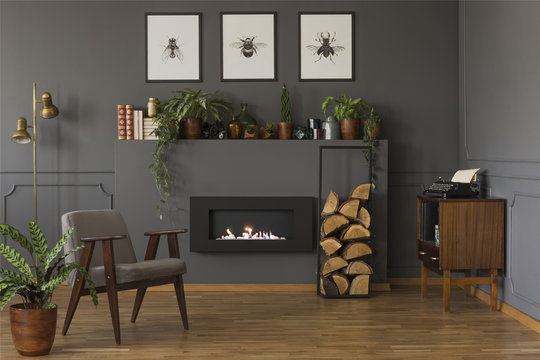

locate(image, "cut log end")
[[320, 237, 342, 256], [340, 224, 371, 242], [342, 260, 373, 275], [356, 207, 371, 229], [350, 183, 371, 201], [320, 276, 339, 296], [331, 273, 350, 295], [321, 256, 348, 276], [349, 275, 370, 295], [341, 242, 373, 260], [321, 214, 350, 237], [338, 199, 361, 219], [321, 190, 339, 216]]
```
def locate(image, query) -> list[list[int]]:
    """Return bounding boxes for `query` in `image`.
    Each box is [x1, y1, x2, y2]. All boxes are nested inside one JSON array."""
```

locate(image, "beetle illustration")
[[230, 36, 267, 58], [306, 32, 345, 63], [161, 36, 184, 63]]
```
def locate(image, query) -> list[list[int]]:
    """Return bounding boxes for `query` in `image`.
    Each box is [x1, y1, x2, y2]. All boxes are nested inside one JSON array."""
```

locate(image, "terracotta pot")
[[340, 118, 361, 140], [277, 122, 294, 140], [182, 117, 202, 139], [10, 304, 57, 356]]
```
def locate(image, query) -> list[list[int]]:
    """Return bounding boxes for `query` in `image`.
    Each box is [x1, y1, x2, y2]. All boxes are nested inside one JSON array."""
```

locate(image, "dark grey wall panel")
[[1, 1, 458, 283], [116, 140, 387, 284], [459, 1, 540, 321]]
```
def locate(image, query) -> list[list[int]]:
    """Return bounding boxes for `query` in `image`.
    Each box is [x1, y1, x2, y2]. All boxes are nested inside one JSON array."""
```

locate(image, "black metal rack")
[[317, 144, 373, 298]]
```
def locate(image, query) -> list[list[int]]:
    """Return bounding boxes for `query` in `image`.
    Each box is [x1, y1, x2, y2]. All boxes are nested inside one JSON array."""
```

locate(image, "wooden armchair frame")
[[62, 229, 188, 344]]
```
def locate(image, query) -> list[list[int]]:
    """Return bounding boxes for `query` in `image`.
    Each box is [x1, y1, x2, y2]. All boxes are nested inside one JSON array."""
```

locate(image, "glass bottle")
[[236, 103, 257, 138], [226, 115, 241, 139]]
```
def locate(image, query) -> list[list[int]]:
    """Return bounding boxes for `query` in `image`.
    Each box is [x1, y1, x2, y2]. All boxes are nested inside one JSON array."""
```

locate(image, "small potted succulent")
[[0, 223, 97, 356], [322, 94, 369, 140], [259, 123, 276, 139], [278, 83, 294, 139]]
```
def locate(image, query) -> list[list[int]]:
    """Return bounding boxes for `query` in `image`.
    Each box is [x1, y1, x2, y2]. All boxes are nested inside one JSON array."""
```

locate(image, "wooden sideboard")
[[416, 195, 505, 311]]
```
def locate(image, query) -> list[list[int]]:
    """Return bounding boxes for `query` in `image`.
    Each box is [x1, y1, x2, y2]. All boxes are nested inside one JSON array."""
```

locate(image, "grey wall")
[[459, 1, 540, 321], [1, 1, 458, 282]]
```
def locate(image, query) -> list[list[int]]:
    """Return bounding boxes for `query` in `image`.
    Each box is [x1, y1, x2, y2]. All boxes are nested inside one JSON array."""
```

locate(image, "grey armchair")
[[61, 209, 188, 344]]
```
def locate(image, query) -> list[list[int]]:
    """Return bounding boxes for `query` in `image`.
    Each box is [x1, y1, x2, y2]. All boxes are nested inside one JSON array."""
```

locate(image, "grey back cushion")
[[62, 210, 137, 287]]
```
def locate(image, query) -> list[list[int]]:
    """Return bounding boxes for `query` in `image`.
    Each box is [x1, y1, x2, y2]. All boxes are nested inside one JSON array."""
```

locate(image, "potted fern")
[[322, 94, 369, 140], [278, 83, 293, 139], [163, 88, 232, 139], [0, 222, 97, 356]]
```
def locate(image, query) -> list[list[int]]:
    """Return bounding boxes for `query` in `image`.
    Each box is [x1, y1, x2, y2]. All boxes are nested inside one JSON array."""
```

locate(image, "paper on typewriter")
[[451, 168, 480, 183]]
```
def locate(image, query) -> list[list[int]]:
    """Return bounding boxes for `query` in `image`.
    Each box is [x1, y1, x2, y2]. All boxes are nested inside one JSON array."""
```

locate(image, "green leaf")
[[46, 262, 98, 307], [0, 268, 33, 285], [0, 285, 22, 310], [29, 222, 49, 268], [0, 224, 33, 255], [0, 243, 33, 278], [45, 226, 73, 270]]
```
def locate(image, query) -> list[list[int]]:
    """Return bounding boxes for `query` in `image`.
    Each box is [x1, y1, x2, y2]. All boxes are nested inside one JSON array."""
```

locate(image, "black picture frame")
[[145, 12, 202, 83], [220, 12, 278, 82], [298, 12, 355, 82]]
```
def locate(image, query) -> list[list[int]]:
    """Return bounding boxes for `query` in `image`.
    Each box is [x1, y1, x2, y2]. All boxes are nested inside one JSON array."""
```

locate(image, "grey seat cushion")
[[88, 258, 187, 288]]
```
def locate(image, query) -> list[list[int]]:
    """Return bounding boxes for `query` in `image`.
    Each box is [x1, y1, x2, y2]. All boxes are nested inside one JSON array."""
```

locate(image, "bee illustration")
[[306, 32, 345, 64], [230, 36, 267, 58], [161, 36, 184, 63]]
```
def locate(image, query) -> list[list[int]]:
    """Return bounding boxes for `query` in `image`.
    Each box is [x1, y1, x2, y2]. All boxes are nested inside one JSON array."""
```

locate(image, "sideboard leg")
[[443, 270, 451, 312], [421, 263, 428, 299], [464, 270, 472, 297], [490, 269, 498, 311]]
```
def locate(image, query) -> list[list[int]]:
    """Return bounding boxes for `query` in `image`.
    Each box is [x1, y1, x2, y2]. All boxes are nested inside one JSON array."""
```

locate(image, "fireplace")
[[190, 197, 315, 252]]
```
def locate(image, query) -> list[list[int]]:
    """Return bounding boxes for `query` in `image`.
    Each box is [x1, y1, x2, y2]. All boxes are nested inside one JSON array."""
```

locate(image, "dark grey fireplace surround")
[[190, 196, 315, 252]]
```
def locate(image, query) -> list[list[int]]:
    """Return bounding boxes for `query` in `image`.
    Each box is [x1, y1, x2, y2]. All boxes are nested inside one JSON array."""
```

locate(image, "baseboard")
[[388, 277, 540, 334], [139, 282, 391, 292]]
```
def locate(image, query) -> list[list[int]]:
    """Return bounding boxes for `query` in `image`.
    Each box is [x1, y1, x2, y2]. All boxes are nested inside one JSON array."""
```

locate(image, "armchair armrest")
[[143, 229, 187, 236], [80, 235, 127, 242]]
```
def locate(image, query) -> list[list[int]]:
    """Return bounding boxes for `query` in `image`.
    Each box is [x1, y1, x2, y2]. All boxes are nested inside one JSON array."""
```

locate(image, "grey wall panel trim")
[[485, 174, 540, 182], [508, 192, 540, 308], [460, 2, 540, 163], [2, 183, 114, 224], [0, 171, 115, 174]]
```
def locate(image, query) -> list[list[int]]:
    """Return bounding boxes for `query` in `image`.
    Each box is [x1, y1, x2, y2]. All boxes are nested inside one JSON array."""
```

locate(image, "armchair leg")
[[62, 278, 84, 336], [174, 275, 189, 330], [102, 239, 121, 344], [131, 287, 147, 323]]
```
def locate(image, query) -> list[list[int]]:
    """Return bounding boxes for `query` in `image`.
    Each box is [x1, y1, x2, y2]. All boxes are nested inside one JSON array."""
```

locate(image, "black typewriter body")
[[423, 178, 480, 198]]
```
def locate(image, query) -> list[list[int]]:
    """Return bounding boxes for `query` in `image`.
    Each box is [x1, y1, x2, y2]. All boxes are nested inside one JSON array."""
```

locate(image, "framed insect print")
[[146, 13, 202, 82], [299, 12, 355, 81], [221, 12, 277, 81]]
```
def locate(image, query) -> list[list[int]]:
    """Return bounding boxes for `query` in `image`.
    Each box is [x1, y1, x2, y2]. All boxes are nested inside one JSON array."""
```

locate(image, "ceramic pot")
[[322, 116, 340, 140], [340, 118, 361, 140], [183, 117, 202, 139], [278, 122, 294, 140], [10, 304, 57, 356]]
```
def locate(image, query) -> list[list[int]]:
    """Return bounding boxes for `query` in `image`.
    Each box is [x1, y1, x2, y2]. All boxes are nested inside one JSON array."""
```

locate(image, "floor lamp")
[[11, 83, 60, 227]]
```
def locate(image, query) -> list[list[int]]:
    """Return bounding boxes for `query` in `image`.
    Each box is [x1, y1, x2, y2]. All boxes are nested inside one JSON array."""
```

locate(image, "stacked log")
[[319, 183, 373, 296]]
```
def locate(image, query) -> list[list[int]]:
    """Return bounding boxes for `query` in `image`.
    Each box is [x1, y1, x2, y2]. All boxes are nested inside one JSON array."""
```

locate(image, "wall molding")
[[2, 183, 113, 224], [508, 192, 540, 308], [460, 2, 540, 164]]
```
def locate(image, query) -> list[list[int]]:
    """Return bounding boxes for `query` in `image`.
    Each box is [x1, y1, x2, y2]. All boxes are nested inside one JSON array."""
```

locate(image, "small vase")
[[147, 98, 160, 118], [10, 304, 57, 356], [322, 116, 340, 140], [226, 116, 242, 139], [340, 118, 361, 140], [278, 122, 294, 140], [183, 117, 202, 139], [236, 103, 257, 138]]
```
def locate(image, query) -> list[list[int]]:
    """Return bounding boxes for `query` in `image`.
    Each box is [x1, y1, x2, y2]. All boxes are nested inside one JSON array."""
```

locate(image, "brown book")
[[126, 105, 134, 140], [117, 105, 126, 140]]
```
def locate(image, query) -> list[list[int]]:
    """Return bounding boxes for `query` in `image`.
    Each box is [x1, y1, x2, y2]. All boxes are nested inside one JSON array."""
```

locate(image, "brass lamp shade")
[[11, 117, 32, 144], [39, 92, 59, 119]]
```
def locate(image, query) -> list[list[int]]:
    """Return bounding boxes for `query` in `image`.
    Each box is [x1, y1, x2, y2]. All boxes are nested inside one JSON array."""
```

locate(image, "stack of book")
[[117, 105, 157, 140]]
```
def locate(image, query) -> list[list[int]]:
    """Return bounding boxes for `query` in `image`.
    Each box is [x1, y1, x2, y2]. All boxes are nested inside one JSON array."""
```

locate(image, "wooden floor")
[[1, 285, 539, 359]]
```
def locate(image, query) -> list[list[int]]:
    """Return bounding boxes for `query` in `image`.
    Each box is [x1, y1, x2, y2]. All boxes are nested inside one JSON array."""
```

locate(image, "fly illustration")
[[230, 36, 267, 58], [306, 32, 345, 63], [161, 36, 184, 63]]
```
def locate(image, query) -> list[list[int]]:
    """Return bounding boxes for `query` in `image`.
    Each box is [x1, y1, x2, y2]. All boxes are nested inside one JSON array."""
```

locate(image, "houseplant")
[[0, 222, 98, 356], [322, 94, 369, 140], [163, 88, 233, 140], [150, 89, 232, 219], [278, 83, 293, 139]]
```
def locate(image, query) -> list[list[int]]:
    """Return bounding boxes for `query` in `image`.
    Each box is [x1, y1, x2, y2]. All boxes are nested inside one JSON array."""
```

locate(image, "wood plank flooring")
[[1, 285, 539, 359]]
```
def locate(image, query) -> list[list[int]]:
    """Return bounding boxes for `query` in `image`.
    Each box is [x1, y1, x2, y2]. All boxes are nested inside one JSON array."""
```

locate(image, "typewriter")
[[423, 169, 481, 198]]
